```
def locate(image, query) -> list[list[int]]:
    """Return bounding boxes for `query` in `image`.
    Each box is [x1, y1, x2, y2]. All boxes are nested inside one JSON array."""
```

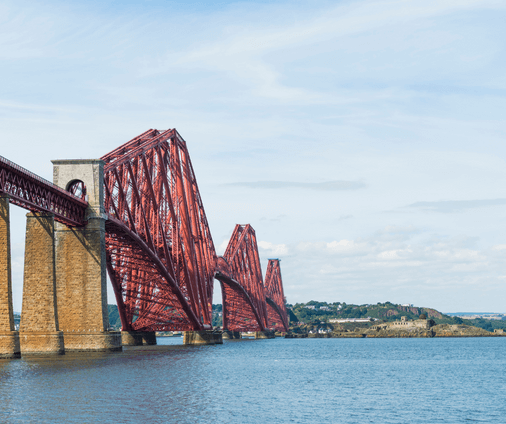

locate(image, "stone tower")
[[51, 160, 121, 351]]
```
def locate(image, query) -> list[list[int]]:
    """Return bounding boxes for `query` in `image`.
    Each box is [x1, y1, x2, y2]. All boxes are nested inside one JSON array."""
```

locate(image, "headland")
[[285, 301, 506, 338]]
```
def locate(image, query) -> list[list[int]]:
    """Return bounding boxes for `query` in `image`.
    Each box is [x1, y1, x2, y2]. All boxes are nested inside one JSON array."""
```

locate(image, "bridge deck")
[[0, 155, 88, 226]]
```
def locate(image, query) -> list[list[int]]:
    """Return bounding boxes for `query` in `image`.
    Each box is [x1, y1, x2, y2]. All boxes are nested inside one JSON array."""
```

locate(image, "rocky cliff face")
[[396, 306, 443, 319]]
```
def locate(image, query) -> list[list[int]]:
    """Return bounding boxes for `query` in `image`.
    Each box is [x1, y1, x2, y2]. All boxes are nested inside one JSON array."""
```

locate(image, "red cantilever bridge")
[[0, 129, 289, 340]]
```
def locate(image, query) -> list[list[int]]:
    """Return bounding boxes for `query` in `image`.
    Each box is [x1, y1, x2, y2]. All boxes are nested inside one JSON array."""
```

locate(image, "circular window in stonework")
[[67, 180, 87, 200]]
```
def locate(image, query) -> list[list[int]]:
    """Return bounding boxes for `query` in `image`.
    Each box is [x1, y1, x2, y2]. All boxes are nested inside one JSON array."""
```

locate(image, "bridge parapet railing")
[[0, 155, 88, 226]]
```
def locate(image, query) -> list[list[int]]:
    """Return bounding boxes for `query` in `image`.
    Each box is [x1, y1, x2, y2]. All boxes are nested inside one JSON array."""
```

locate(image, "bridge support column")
[[52, 160, 121, 352], [19, 212, 64, 354], [255, 330, 275, 339], [183, 330, 223, 345], [121, 331, 157, 346], [0, 195, 20, 359], [222, 330, 241, 340]]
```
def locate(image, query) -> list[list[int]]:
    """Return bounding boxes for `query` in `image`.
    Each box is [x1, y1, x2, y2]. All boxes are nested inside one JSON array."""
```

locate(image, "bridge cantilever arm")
[[106, 216, 204, 331], [266, 297, 289, 332], [214, 271, 266, 332]]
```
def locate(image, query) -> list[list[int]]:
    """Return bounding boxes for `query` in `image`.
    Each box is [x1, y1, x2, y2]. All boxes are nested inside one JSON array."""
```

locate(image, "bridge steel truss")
[[0, 131, 289, 335], [98, 129, 288, 333], [101, 129, 217, 331], [0, 155, 88, 227], [215, 224, 269, 333], [264, 259, 289, 332]]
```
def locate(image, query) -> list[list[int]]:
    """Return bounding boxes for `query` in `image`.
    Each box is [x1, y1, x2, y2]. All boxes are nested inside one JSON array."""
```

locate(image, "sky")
[[2, 0, 506, 313]]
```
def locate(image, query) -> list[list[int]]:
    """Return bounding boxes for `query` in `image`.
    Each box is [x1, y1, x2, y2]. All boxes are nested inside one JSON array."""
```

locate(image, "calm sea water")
[[1, 337, 505, 423]]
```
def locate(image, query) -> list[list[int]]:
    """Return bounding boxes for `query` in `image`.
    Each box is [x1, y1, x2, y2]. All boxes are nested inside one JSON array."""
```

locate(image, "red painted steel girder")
[[215, 270, 266, 333], [0, 139, 290, 334], [264, 259, 289, 332], [0, 155, 88, 226], [101, 129, 216, 332], [216, 224, 268, 332]]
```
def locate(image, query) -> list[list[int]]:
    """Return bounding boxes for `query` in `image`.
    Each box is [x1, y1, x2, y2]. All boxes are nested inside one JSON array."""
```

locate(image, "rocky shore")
[[333, 323, 502, 338], [286, 317, 506, 338]]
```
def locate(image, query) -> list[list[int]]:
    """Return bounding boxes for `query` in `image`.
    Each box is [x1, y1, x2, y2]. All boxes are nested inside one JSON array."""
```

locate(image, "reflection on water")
[[1, 337, 506, 423]]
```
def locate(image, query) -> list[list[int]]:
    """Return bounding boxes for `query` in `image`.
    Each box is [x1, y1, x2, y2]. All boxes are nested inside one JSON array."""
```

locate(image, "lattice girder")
[[264, 259, 289, 332], [218, 224, 268, 332], [101, 130, 216, 331]]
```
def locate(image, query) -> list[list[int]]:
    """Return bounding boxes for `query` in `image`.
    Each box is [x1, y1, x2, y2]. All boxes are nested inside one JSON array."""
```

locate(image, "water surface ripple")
[[1, 337, 505, 423]]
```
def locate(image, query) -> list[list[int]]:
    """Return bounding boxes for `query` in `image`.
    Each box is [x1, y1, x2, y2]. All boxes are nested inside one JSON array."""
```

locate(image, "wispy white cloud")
[[405, 199, 506, 213], [224, 180, 365, 190], [216, 239, 230, 256], [142, 0, 506, 104], [338, 215, 353, 221], [260, 214, 287, 222], [258, 240, 288, 256]]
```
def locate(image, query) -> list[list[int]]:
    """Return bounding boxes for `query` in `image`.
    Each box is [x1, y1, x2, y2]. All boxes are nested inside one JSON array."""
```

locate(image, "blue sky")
[[2, 0, 506, 312]]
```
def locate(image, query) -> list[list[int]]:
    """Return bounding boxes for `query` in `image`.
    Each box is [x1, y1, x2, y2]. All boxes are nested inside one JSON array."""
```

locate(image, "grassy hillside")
[[289, 301, 506, 331]]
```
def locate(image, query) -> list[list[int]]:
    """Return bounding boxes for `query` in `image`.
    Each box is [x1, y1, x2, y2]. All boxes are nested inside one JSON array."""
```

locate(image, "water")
[[1, 337, 505, 423]]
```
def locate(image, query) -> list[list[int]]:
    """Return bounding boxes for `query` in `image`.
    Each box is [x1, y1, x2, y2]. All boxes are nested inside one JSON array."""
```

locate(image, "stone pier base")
[[122, 331, 157, 346], [20, 212, 64, 355], [222, 330, 242, 340], [183, 330, 223, 345], [255, 330, 275, 339], [0, 331, 20, 359], [19, 332, 64, 355], [62, 331, 122, 352], [0, 197, 19, 360]]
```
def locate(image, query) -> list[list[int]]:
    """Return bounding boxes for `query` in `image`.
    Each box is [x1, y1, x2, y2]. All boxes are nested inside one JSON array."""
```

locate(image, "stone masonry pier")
[[19, 212, 64, 354], [0, 195, 20, 359], [222, 330, 242, 339], [183, 330, 223, 345], [121, 331, 157, 346], [52, 160, 121, 352], [255, 330, 275, 339]]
